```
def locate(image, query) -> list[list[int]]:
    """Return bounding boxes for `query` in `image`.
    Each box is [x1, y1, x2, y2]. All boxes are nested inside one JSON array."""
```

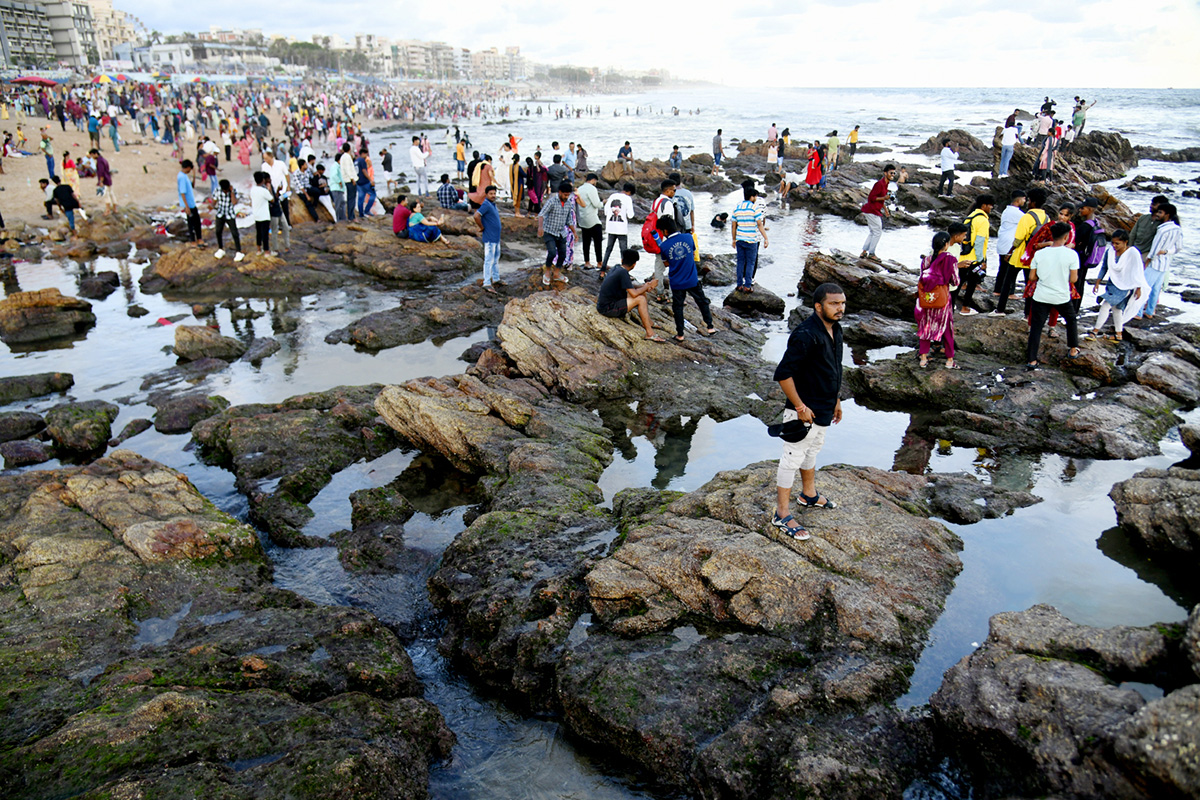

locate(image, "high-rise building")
[[42, 0, 97, 66], [0, 0, 55, 66], [86, 0, 140, 61]]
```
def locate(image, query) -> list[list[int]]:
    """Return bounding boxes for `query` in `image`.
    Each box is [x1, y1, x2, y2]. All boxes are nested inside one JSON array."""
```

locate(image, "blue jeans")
[[1143, 266, 1167, 316], [45, 154, 55, 177], [356, 183, 377, 217], [345, 184, 357, 219], [999, 145, 1014, 175], [735, 241, 758, 288], [482, 241, 501, 285], [63, 208, 75, 231]]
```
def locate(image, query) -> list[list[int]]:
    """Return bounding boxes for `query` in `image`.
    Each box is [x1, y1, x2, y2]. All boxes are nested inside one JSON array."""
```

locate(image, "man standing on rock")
[[848, 125, 860, 157], [410, 136, 429, 197], [474, 185, 502, 294], [771, 282, 846, 540], [177, 160, 203, 247], [1025, 222, 1081, 370], [537, 181, 577, 286], [712, 129, 724, 176], [1072, 197, 1105, 311], [937, 139, 959, 196], [859, 163, 895, 260], [339, 143, 358, 220], [994, 187, 1049, 316], [600, 182, 635, 278]]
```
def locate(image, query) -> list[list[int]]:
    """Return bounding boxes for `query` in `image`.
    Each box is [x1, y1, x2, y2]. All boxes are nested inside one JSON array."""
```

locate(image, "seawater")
[[3, 85, 1199, 799]]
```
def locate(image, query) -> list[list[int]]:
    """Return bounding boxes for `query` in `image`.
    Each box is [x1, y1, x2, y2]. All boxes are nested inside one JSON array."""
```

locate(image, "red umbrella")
[[11, 76, 57, 86]]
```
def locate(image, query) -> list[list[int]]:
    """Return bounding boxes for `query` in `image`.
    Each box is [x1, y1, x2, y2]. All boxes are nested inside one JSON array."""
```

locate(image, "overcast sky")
[[122, 0, 1200, 87]]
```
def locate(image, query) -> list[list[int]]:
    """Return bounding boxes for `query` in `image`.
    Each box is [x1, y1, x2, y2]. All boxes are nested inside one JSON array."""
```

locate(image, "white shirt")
[[262, 159, 289, 195], [603, 193, 632, 236], [339, 152, 357, 185], [997, 205, 1025, 254], [1001, 126, 1018, 147], [940, 146, 959, 172], [410, 145, 427, 169], [1037, 114, 1054, 135], [654, 194, 675, 220], [1149, 220, 1182, 274], [250, 185, 272, 222], [201, 140, 219, 154]]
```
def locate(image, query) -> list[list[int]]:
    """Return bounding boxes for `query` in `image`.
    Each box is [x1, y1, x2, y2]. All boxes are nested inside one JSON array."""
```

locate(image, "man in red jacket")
[[859, 163, 895, 261]]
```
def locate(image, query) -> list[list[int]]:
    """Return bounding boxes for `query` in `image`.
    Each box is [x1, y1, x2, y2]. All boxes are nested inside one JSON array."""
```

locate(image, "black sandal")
[[799, 492, 837, 509], [770, 512, 811, 541]]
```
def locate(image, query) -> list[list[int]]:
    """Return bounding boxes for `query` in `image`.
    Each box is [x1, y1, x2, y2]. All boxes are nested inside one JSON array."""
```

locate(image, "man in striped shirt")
[[731, 184, 768, 292]]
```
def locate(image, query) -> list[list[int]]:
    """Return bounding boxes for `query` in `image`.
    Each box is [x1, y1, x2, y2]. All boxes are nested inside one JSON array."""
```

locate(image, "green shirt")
[[1031, 246, 1075, 305]]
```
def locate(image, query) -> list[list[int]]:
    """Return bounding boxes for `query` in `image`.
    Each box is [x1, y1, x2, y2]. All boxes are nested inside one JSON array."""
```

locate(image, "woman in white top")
[[1088, 230, 1149, 341], [1142, 202, 1183, 318], [495, 143, 512, 198]]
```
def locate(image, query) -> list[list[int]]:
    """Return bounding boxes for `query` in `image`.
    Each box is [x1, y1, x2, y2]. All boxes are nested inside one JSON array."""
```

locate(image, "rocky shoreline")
[[1, 125, 1198, 798]]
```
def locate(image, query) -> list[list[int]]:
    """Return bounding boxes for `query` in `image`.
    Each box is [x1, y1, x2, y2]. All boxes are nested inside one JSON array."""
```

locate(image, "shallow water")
[[4, 90, 1198, 797]]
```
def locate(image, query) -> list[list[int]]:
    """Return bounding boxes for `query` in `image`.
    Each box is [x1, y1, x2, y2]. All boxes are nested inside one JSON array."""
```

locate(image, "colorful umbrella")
[[92, 74, 113, 84], [115, 74, 128, 82], [192, 77, 207, 83], [11, 76, 57, 86]]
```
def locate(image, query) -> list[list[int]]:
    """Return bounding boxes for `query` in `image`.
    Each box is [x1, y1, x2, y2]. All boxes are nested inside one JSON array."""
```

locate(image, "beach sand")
[[1, 107, 395, 230]]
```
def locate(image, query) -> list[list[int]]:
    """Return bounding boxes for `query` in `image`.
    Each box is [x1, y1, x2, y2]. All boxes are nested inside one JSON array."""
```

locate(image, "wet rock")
[[919, 472, 1041, 523], [191, 302, 215, 317], [241, 336, 281, 364], [495, 288, 775, 419], [325, 270, 559, 351], [174, 325, 247, 361], [0, 438, 52, 467], [303, 216, 480, 285], [723, 285, 786, 318], [931, 604, 1195, 799], [910, 129, 988, 157], [1136, 352, 1200, 403], [0, 450, 451, 799], [77, 270, 120, 300], [1181, 424, 1200, 457], [151, 394, 230, 434], [350, 485, 416, 529], [138, 357, 230, 392], [126, 304, 149, 317], [0, 372, 74, 404], [1135, 145, 1200, 163], [109, 417, 152, 446], [0, 411, 45, 443], [0, 288, 96, 344], [140, 243, 354, 297], [44, 400, 119, 453], [193, 386, 399, 546], [799, 249, 918, 318], [841, 309, 918, 347], [1110, 467, 1200, 568], [1181, 289, 1200, 304], [557, 462, 963, 794], [848, 352, 1181, 459], [699, 252, 735, 286]]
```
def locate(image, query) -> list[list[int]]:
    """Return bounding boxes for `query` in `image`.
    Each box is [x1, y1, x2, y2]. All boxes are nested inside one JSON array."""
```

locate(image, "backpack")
[[1018, 210, 1050, 266], [959, 210, 986, 259], [641, 197, 667, 254]]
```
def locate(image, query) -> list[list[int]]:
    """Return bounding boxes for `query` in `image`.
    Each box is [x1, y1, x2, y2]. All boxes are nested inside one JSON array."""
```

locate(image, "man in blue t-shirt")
[[654, 217, 715, 341], [176, 160, 203, 246], [473, 185, 503, 292]]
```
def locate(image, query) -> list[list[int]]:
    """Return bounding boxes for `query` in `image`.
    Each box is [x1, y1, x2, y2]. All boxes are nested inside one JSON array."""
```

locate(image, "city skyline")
[[108, 0, 1200, 87]]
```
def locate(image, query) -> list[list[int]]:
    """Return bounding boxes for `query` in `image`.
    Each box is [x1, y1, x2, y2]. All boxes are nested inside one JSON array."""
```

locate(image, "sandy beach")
[[1, 106, 395, 229]]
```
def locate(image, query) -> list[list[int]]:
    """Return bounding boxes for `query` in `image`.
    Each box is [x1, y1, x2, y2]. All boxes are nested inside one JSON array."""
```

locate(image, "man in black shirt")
[[771, 282, 846, 539], [596, 249, 663, 342], [50, 176, 80, 233]]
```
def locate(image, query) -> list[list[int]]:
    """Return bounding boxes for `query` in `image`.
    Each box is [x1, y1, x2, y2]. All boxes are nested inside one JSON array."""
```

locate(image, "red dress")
[[805, 149, 822, 187]]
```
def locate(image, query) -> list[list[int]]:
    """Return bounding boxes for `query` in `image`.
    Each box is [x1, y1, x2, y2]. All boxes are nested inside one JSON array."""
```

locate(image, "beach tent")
[[11, 76, 57, 86]]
